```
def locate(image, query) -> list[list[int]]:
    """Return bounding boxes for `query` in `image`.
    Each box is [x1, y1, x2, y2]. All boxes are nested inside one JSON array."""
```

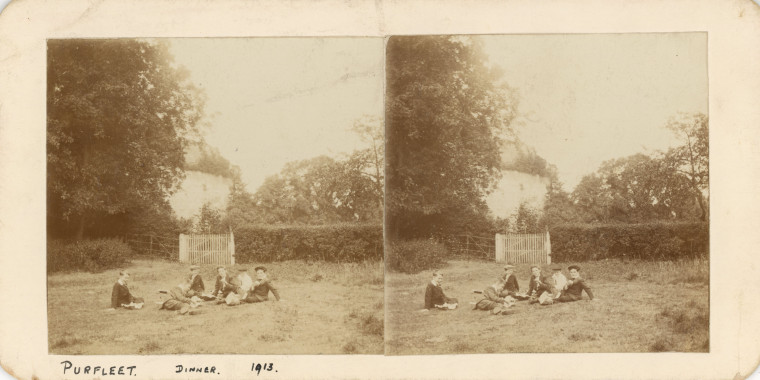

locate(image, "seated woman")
[[424, 271, 458, 310], [556, 265, 595, 302], [475, 276, 515, 315]]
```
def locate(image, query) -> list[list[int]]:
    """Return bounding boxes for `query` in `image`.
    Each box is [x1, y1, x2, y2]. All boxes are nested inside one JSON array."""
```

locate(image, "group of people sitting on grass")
[[110, 265, 280, 315], [423, 264, 594, 315]]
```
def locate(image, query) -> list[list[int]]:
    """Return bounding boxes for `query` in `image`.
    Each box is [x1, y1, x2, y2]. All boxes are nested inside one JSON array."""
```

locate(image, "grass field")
[[386, 258, 709, 354], [48, 259, 384, 354]]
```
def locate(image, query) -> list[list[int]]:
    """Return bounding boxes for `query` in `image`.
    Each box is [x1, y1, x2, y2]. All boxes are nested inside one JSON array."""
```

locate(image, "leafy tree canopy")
[[223, 116, 384, 228], [386, 35, 518, 239], [47, 39, 206, 239], [662, 112, 708, 221]]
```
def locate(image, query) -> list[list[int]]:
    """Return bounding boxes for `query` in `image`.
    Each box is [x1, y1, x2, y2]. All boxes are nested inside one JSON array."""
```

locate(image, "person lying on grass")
[[556, 265, 595, 302], [527, 266, 553, 304], [475, 276, 516, 315], [242, 266, 281, 303], [110, 270, 144, 310], [423, 271, 458, 310], [551, 265, 568, 299], [499, 264, 521, 298], [214, 266, 236, 300], [160, 280, 202, 315]]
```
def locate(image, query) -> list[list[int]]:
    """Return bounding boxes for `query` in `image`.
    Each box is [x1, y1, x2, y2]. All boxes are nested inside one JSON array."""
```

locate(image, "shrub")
[[550, 222, 708, 262], [234, 224, 382, 263], [386, 239, 447, 274], [48, 238, 133, 273]]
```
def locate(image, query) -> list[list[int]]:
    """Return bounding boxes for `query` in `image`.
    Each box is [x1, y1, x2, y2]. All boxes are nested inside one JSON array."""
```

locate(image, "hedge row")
[[386, 239, 447, 274], [233, 224, 383, 263], [48, 238, 133, 273], [550, 222, 709, 261]]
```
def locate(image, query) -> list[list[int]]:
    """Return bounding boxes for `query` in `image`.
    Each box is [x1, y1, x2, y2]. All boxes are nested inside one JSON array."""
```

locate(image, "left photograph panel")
[[46, 38, 385, 355]]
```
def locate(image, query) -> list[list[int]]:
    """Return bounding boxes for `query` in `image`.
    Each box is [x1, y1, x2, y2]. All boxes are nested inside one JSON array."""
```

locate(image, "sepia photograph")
[[385, 33, 709, 354], [2, 0, 760, 378], [46, 37, 385, 355]]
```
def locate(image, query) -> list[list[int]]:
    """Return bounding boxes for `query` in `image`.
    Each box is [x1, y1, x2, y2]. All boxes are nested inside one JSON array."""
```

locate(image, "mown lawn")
[[386, 258, 709, 354], [48, 259, 384, 354]]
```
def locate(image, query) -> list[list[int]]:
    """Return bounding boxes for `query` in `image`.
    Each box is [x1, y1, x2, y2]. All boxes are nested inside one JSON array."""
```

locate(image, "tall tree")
[[348, 115, 385, 217], [663, 112, 709, 221], [47, 39, 205, 239], [386, 35, 517, 239]]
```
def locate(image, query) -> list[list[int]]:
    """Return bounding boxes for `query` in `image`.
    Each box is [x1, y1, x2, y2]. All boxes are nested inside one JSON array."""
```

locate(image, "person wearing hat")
[[475, 275, 515, 315], [109, 269, 144, 310], [499, 264, 521, 298], [243, 266, 281, 303], [527, 266, 552, 303], [213, 266, 236, 300], [186, 265, 205, 297], [550, 265, 568, 299], [423, 271, 458, 310], [556, 265, 594, 302]]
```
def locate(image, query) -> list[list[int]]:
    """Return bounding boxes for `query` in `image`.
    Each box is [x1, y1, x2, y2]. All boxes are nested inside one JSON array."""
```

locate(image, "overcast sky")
[[168, 34, 707, 215], [481, 33, 708, 191], [169, 38, 384, 192]]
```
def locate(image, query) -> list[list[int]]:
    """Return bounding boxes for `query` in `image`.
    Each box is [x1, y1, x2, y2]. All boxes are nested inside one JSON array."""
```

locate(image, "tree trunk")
[[696, 192, 707, 222], [75, 214, 85, 240]]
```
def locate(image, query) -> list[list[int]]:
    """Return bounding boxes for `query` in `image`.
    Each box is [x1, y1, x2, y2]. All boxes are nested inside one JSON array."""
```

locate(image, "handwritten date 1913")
[[251, 363, 275, 375]]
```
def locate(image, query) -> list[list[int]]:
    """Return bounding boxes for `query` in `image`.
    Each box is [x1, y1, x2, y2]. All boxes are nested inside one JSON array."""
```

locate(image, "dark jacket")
[[563, 278, 594, 300], [249, 279, 280, 301], [500, 274, 519, 296], [111, 281, 135, 308], [527, 274, 552, 296], [424, 282, 446, 309], [188, 274, 205, 293], [214, 274, 235, 295]]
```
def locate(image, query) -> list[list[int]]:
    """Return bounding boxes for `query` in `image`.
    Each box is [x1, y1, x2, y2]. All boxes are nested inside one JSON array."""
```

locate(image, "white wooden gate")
[[495, 231, 551, 264], [179, 232, 235, 265]]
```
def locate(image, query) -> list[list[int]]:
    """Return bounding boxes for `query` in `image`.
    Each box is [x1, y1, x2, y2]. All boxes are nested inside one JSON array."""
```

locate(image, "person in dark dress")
[[556, 265, 595, 302], [110, 270, 144, 310], [424, 271, 458, 310]]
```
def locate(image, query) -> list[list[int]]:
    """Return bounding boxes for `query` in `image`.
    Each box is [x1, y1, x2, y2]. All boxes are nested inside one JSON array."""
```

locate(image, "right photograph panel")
[[384, 34, 709, 354]]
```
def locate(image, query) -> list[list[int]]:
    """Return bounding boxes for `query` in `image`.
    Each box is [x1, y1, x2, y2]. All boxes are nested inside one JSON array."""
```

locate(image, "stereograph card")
[[0, 0, 759, 379]]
